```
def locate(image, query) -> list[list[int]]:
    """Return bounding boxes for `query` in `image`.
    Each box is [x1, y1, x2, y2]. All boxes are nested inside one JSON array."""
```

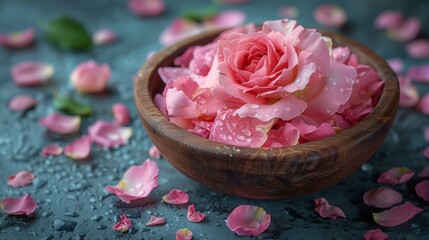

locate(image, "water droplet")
[[273, 109, 279, 112], [247, 104, 260, 109], [264, 114, 270, 119], [219, 134, 226, 140], [249, 221, 261, 229], [237, 135, 245, 141], [332, 82, 337, 86], [295, 78, 301, 83], [326, 109, 331, 113], [227, 135, 233, 140], [324, 87, 329, 91], [361, 163, 373, 172], [232, 146, 241, 152], [64, 212, 79, 217], [52, 219, 77, 232], [283, 107, 290, 112], [340, 88, 344, 92], [245, 139, 252, 143], [136, 183, 143, 188], [242, 129, 251, 137]]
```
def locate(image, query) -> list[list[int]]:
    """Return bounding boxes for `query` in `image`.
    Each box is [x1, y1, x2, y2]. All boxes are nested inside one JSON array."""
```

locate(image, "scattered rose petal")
[[187, 204, 205, 223], [162, 189, 189, 205], [113, 215, 132, 233], [7, 171, 34, 188], [8, 95, 37, 112], [128, 0, 165, 17], [0, 194, 37, 215], [92, 29, 117, 45], [105, 159, 159, 203], [407, 64, 429, 83], [423, 148, 429, 160], [146, 216, 166, 226], [417, 93, 429, 115], [364, 229, 389, 240], [0, 28, 35, 48], [387, 17, 421, 42], [406, 39, 429, 59], [113, 103, 131, 125], [176, 228, 193, 240], [204, 10, 246, 29], [373, 202, 423, 227], [363, 187, 402, 208], [398, 75, 419, 108], [418, 165, 429, 178], [314, 4, 347, 28], [41, 144, 63, 157], [148, 145, 161, 159], [11, 61, 54, 87], [377, 167, 415, 184], [88, 120, 132, 148], [314, 198, 346, 219], [226, 205, 271, 236], [159, 18, 203, 46], [279, 5, 299, 19], [39, 113, 81, 135], [64, 135, 92, 160], [70, 60, 111, 94], [415, 180, 429, 201], [374, 10, 404, 29], [386, 58, 403, 74]]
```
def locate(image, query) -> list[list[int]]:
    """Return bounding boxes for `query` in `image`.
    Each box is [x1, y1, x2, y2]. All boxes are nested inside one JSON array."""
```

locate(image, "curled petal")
[[363, 187, 402, 208], [415, 181, 429, 201], [373, 202, 423, 227], [8, 95, 37, 112], [0, 194, 37, 215], [406, 39, 429, 59], [162, 189, 189, 205], [417, 93, 429, 115], [204, 10, 246, 29], [398, 75, 419, 108], [65, 135, 92, 160], [39, 113, 81, 135], [377, 167, 415, 184], [70, 60, 111, 94], [159, 18, 203, 46], [88, 120, 132, 148], [292, 117, 336, 142], [128, 0, 165, 17], [148, 145, 161, 159], [387, 17, 421, 42], [106, 159, 159, 203], [113, 215, 132, 233], [176, 228, 193, 240], [11, 61, 54, 87], [7, 171, 34, 188], [313, 4, 347, 28], [146, 216, 166, 226], [113, 103, 131, 125], [314, 198, 346, 219], [0, 28, 35, 48], [92, 29, 117, 45], [364, 229, 389, 240], [386, 58, 404, 74], [278, 5, 299, 19], [407, 64, 429, 83], [263, 123, 300, 148], [226, 205, 271, 236], [374, 10, 404, 29], [187, 204, 206, 223], [41, 144, 63, 157]]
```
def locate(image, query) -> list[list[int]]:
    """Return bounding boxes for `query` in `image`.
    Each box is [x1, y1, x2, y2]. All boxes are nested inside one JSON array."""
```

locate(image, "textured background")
[[1, 0, 429, 239]]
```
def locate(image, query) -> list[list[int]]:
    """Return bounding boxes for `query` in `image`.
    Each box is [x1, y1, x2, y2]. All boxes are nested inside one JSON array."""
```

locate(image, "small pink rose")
[[162, 189, 189, 205], [70, 60, 111, 94], [113, 215, 132, 233], [92, 29, 117, 45], [146, 216, 166, 226], [11, 61, 54, 87], [7, 171, 34, 188], [226, 205, 271, 236], [187, 204, 205, 223], [0, 28, 35, 48], [112, 103, 131, 125], [41, 144, 63, 157], [39, 113, 81, 135], [0, 194, 37, 216], [128, 0, 165, 17], [64, 135, 92, 160], [8, 95, 37, 112], [314, 198, 346, 220], [373, 202, 423, 227]]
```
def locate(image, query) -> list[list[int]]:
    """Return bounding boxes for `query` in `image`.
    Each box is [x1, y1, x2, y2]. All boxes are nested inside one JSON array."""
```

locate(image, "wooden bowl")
[[134, 28, 399, 199]]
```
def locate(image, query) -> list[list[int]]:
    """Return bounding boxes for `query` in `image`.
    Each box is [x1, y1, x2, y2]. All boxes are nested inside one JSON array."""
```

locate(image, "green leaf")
[[53, 94, 93, 116], [42, 16, 92, 51], [182, 7, 218, 23]]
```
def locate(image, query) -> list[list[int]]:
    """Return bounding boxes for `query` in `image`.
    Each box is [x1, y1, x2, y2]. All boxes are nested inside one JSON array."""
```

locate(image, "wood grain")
[[134, 28, 399, 199]]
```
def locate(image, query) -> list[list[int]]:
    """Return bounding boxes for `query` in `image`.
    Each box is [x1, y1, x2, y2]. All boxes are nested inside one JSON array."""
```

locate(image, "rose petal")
[[363, 187, 403, 208], [417, 93, 429, 115], [0, 28, 35, 48], [374, 10, 404, 29], [64, 135, 92, 160], [165, 88, 200, 119], [406, 39, 429, 59], [292, 117, 336, 142], [418, 165, 429, 178], [204, 10, 246, 29], [314, 198, 346, 219], [377, 167, 415, 184], [226, 205, 271, 236], [415, 181, 429, 201], [39, 113, 81, 135], [88, 120, 132, 148], [41, 144, 63, 157], [176, 228, 193, 240], [187, 204, 206, 223], [92, 29, 117, 45], [314, 4, 347, 28], [407, 64, 429, 83], [423, 147, 429, 160], [128, 0, 165, 17], [11, 61, 54, 87], [398, 75, 419, 108], [387, 58, 404, 74], [162, 189, 189, 205], [364, 229, 389, 240], [113, 103, 131, 125], [187, 120, 213, 138], [279, 5, 299, 19], [263, 123, 300, 148], [387, 17, 421, 42], [113, 215, 132, 233], [7, 171, 34, 188], [148, 145, 161, 159], [70, 60, 111, 94], [106, 159, 159, 203], [146, 216, 166, 226], [373, 202, 423, 227], [0, 194, 37, 215], [159, 18, 203, 46], [8, 95, 37, 112]]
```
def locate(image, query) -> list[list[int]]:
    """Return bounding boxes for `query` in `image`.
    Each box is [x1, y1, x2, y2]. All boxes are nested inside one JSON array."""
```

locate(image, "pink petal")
[[64, 135, 92, 160], [263, 123, 300, 148], [204, 10, 246, 29], [407, 64, 429, 83], [92, 29, 117, 45], [415, 181, 429, 201], [39, 113, 81, 135], [0, 28, 35, 48], [0, 194, 37, 215], [314, 198, 346, 219], [154, 93, 168, 117], [417, 93, 429, 115], [176, 228, 193, 240], [373, 202, 423, 227], [363, 187, 402, 208], [364, 229, 389, 240], [418, 165, 429, 178], [148, 145, 161, 159], [187, 204, 205, 223], [162, 189, 189, 205], [128, 0, 165, 17], [313, 4, 347, 28], [11, 61, 54, 87], [226, 205, 271, 236], [7, 171, 34, 188], [159, 18, 203, 46], [278, 5, 300, 19], [146, 216, 166, 226], [387, 17, 421, 42], [106, 159, 159, 203], [423, 147, 429, 160], [406, 39, 429, 59], [386, 58, 404, 74], [113, 103, 131, 125], [70, 60, 111, 94], [374, 10, 404, 29], [88, 120, 132, 148], [292, 117, 336, 142], [377, 167, 415, 184], [165, 88, 200, 119], [187, 120, 213, 139], [113, 215, 132, 233], [8, 95, 37, 112], [41, 144, 63, 157], [398, 75, 419, 108]]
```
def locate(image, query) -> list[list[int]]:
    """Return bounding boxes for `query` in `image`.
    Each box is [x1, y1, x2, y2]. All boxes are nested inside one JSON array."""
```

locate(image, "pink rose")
[[70, 60, 111, 94]]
